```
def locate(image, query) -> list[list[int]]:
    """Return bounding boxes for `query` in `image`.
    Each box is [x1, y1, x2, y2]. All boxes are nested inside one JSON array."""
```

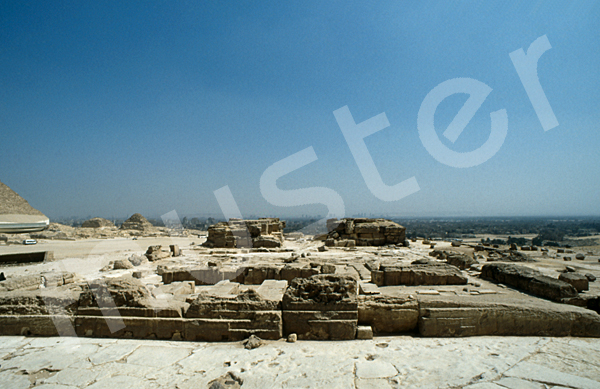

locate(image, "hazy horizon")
[[2, 2, 599, 220]]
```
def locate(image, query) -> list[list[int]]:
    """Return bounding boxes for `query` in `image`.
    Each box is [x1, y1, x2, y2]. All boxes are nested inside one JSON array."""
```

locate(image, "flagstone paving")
[[0, 336, 598, 388]]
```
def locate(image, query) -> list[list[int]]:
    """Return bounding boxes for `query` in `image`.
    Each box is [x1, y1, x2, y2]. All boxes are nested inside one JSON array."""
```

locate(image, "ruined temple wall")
[[325, 218, 406, 247], [203, 218, 286, 248]]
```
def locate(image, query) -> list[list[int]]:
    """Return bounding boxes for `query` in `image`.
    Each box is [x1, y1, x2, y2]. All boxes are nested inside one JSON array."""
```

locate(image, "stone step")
[[359, 282, 381, 295]]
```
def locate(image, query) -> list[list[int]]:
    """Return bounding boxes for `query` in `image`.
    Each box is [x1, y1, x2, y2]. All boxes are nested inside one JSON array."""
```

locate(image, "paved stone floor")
[[0, 336, 599, 388]]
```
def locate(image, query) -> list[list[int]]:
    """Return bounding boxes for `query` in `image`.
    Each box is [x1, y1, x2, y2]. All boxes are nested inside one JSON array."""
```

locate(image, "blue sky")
[[1, 1, 599, 219]]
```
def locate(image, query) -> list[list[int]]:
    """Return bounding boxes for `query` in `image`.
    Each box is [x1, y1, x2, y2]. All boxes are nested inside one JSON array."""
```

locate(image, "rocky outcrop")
[[81, 217, 115, 228], [282, 274, 358, 340], [203, 218, 285, 249], [480, 263, 578, 301], [120, 213, 154, 231], [324, 218, 406, 247], [371, 263, 468, 286]]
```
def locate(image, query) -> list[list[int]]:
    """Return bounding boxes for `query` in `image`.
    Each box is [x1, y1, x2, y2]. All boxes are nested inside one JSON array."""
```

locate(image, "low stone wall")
[[161, 264, 321, 286], [1, 272, 599, 341], [371, 263, 468, 286]]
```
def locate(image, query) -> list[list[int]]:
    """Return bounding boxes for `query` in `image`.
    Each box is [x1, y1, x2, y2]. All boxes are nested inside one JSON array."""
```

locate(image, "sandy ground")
[[0, 237, 200, 260]]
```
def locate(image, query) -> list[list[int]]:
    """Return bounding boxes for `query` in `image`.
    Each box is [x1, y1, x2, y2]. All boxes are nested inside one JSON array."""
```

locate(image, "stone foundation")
[[203, 218, 285, 249], [324, 218, 406, 246]]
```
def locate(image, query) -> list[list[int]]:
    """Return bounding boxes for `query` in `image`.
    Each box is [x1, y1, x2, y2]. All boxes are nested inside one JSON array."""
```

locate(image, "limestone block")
[[354, 224, 381, 234], [75, 316, 185, 340], [185, 290, 282, 340], [0, 274, 43, 292], [128, 254, 147, 266], [78, 277, 151, 308], [113, 259, 134, 270], [257, 279, 288, 301], [145, 245, 171, 261], [418, 298, 600, 337], [170, 245, 181, 257], [234, 265, 282, 285], [373, 264, 467, 286], [481, 263, 577, 301], [0, 314, 72, 336], [253, 235, 282, 248], [358, 296, 418, 334], [446, 254, 478, 270], [558, 272, 589, 292], [356, 325, 373, 339], [345, 219, 354, 234], [162, 267, 243, 285], [279, 265, 319, 282], [281, 275, 358, 340], [282, 310, 357, 340]]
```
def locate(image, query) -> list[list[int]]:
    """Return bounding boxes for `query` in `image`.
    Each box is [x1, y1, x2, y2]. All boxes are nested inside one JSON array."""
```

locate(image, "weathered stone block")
[[170, 245, 181, 257], [418, 298, 600, 337], [445, 253, 478, 270], [356, 325, 373, 339], [282, 310, 357, 340], [279, 265, 319, 282], [559, 272, 589, 292], [145, 245, 171, 261], [373, 264, 467, 286], [282, 274, 358, 340], [78, 277, 151, 308], [481, 263, 577, 301], [162, 267, 243, 285], [358, 296, 418, 334]]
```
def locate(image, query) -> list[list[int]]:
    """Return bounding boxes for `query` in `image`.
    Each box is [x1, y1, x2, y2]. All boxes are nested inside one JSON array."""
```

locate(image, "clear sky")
[[1, 1, 599, 220]]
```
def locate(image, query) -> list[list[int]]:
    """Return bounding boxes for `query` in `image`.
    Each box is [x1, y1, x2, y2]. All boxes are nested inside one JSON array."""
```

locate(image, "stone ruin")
[[1, 222, 599, 343], [81, 217, 115, 228], [322, 218, 407, 247], [203, 218, 285, 249], [120, 213, 155, 231]]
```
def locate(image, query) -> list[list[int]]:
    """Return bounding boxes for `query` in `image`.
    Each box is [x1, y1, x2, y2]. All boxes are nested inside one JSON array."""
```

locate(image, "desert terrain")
[[1, 216, 599, 388]]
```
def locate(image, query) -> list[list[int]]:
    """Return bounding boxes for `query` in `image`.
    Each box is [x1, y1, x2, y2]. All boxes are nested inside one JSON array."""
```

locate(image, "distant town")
[[51, 215, 600, 248]]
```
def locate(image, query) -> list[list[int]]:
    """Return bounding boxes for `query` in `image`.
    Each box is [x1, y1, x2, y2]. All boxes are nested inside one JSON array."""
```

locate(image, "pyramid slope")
[[0, 181, 49, 233]]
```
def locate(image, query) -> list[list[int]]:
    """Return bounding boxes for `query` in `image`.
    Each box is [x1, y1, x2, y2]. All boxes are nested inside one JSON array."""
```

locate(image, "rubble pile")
[[120, 213, 155, 231], [81, 217, 115, 228]]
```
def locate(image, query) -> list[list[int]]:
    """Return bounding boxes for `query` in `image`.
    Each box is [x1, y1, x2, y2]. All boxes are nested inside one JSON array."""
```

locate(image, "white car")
[[23, 239, 37, 245]]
